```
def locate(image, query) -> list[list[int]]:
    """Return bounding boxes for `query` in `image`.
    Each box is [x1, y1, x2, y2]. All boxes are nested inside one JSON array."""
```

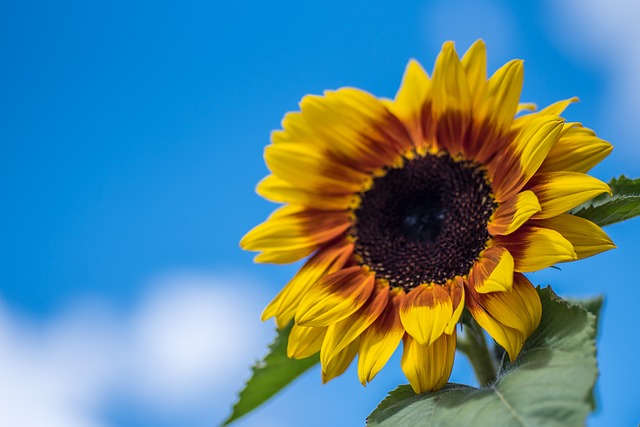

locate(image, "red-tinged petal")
[[295, 266, 375, 327], [469, 246, 514, 294], [261, 241, 353, 328], [299, 88, 410, 171], [256, 174, 356, 211], [264, 142, 367, 193], [488, 190, 540, 236], [495, 226, 576, 272], [241, 205, 352, 264], [490, 116, 565, 203], [431, 42, 472, 154], [320, 282, 389, 367], [526, 172, 611, 219]]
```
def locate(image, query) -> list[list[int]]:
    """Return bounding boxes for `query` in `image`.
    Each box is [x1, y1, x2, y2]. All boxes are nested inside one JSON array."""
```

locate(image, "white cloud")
[[123, 272, 272, 411], [0, 272, 273, 427], [0, 299, 117, 427]]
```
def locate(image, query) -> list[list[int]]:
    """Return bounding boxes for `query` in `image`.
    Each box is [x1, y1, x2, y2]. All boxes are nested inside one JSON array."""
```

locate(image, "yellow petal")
[[476, 275, 540, 338], [467, 274, 541, 360], [516, 103, 537, 113], [527, 172, 611, 219], [514, 117, 565, 181], [320, 283, 389, 367], [394, 59, 430, 113], [272, 110, 320, 145], [287, 324, 326, 359], [322, 338, 359, 383], [430, 42, 473, 155], [513, 273, 543, 336], [399, 284, 453, 346], [431, 41, 472, 116], [265, 142, 367, 193], [488, 190, 541, 236], [240, 205, 351, 264], [476, 59, 524, 133], [256, 174, 355, 211], [512, 97, 578, 132], [253, 246, 318, 264], [390, 59, 430, 142], [466, 291, 525, 361], [538, 124, 613, 174], [538, 97, 579, 115], [495, 226, 577, 272], [296, 266, 375, 327], [470, 246, 515, 293], [445, 278, 465, 334], [491, 116, 565, 202], [461, 39, 487, 105], [532, 214, 615, 259], [401, 332, 456, 393], [299, 88, 409, 170], [358, 289, 405, 385], [262, 241, 353, 328]]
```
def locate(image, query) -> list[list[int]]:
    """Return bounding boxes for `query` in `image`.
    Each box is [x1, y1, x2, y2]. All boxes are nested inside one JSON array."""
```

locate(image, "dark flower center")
[[352, 153, 496, 291]]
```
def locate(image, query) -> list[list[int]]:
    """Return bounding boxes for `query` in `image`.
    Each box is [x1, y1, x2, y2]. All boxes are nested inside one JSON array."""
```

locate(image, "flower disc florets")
[[353, 152, 496, 290]]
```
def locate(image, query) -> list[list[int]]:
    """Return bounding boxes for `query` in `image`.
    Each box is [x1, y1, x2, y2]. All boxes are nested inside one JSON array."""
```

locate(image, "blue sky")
[[2, 0, 639, 426]]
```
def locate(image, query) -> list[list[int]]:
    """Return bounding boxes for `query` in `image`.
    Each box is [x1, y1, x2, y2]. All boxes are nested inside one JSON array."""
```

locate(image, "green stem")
[[457, 318, 497, 387]]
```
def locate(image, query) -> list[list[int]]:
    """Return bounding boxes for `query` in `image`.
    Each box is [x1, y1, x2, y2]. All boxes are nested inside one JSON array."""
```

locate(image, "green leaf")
[[222, 323, 319, 425], [566, 294, 604, 410], [572, 175, 640, 226], [567, 294, 603, 337], [367, 287, 598, 427]]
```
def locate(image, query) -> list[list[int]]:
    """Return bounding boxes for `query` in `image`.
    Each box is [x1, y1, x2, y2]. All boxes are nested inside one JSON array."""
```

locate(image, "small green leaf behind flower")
[[572, 175, 640, 227], [366, 287, 600, 427], [221, 322, 319, 426]]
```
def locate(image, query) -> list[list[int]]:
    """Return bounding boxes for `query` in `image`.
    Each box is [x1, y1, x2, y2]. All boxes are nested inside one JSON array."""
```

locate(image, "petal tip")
[[442, 40, 456, 51]]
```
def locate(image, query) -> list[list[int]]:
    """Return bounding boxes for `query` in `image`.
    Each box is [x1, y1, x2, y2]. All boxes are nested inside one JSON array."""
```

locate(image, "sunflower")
[[241, 40, 614, 393]]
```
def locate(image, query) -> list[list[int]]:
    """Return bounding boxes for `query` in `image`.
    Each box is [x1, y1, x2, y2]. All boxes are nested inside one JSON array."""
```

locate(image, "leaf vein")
[[491, 385, 528, 426]]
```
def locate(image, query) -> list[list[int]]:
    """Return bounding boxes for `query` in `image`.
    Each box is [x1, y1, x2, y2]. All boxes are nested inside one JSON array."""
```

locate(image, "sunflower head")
[[241, 40, 614, 393]]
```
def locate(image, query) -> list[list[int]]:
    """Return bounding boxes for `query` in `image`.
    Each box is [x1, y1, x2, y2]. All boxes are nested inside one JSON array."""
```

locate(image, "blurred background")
[[2, 0, 639, 426]]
